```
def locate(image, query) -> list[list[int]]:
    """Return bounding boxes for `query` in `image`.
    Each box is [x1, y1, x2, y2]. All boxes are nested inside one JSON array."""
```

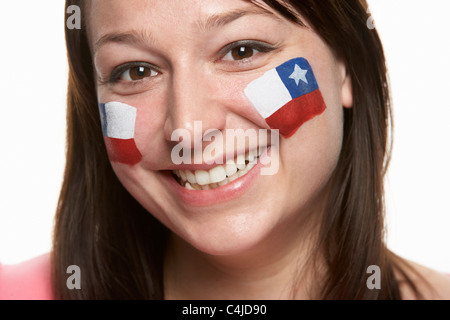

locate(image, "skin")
[[87, 0, 450, 299]]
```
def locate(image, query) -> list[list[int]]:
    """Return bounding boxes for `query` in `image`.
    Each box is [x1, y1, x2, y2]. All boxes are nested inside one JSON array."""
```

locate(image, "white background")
[[0, 1, 449, 274]]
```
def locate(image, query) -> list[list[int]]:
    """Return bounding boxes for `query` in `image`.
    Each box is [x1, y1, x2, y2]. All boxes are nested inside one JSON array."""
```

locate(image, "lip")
[[160, 146, 271, 207]]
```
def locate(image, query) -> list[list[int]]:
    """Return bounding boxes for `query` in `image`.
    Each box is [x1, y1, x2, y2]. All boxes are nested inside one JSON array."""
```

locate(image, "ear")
[[340, 63, 353, 109]]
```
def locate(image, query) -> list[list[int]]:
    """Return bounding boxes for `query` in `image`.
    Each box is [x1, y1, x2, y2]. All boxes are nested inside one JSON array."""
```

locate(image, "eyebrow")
[[198, 7, 278, 32], [93, 7, 278, 55], [94, 29, 153, 55]]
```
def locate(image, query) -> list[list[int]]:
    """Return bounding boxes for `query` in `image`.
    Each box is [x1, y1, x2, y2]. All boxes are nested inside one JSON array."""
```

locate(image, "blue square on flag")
[[276, 57, 319, 99]]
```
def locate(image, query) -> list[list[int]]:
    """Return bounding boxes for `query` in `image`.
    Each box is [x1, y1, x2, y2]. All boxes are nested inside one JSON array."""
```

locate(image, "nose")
[[163, 64, 227, 150]]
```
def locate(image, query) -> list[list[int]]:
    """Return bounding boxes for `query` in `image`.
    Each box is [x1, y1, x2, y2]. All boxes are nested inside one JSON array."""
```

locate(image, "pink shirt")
[[2, 253, 448, 300], [0, 253, 53, 300]]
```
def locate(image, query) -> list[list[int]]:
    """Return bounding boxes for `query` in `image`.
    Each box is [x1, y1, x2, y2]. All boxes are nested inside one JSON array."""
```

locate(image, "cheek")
[[213, 76, 269, 130], [99, 101, 143, 166], [281, 104, 344, 213], [133, 99, 169, 166], [244, 57, 327, 138], [276, 62, 344, 207], [98, 97, 168, 168]]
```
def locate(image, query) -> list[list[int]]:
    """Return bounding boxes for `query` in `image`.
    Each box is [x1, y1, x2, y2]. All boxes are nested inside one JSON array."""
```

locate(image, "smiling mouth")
[[172, 148, 265, 190]]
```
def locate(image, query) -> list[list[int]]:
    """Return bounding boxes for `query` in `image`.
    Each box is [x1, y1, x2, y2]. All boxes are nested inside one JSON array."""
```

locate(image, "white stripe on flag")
[[244, 68, 292, 119], [105, 101, 137, 139]]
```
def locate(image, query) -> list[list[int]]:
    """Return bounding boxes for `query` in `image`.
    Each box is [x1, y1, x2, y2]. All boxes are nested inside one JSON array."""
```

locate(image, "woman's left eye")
[[120, 66, 159, 81], [223, 45, 259, 61], [220, 41, 278, 65]]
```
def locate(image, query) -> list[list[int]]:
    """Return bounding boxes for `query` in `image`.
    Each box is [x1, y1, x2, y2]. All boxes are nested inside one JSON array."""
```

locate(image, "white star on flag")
[[289, 64, 308, 86]]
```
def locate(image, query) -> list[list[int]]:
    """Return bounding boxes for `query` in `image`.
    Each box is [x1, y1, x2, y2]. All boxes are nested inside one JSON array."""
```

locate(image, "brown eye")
[[120, 65, 158, 81], [225, 46, 257, 61], [232, 46, 254, 60], [129, 66, 150, 80]]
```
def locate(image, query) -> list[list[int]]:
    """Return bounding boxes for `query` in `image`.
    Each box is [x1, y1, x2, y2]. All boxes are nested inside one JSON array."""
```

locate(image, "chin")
[[176, 209, 276, 257]]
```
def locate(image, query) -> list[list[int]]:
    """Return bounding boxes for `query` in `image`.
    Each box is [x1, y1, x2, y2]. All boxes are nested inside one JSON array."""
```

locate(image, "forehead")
[[85, 0, 304, 62], [87, 0, 281, 38]]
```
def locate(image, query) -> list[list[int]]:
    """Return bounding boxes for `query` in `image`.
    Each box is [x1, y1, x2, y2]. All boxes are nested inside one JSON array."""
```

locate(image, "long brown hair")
[[53, 0, 422, 299]]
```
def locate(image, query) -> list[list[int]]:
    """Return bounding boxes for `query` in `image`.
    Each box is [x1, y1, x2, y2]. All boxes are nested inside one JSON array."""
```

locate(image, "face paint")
[[244, 57, 326, 138], [98, 101, 142, 165]]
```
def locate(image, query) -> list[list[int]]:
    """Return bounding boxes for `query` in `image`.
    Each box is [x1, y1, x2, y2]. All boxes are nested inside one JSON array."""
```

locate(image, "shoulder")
[[397, 259, 450, 300], [0, 253, 53, 300]]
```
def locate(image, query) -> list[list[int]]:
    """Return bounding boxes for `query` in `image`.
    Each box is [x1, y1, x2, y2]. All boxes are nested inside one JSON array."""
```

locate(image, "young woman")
[[1, 0, 449, 300]]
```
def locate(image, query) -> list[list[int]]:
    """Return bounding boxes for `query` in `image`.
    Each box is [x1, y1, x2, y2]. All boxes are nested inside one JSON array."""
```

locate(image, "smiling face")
[[88, 0, 352, 256]]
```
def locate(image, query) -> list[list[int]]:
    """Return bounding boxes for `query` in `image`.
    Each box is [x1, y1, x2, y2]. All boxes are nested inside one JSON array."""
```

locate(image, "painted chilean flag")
[[99, 101, 142, 165], [245, 57, 326, 137]]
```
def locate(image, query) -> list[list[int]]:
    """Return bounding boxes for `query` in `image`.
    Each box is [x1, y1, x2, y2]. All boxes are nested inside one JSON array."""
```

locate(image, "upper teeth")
[[173, 148, 264, 190]]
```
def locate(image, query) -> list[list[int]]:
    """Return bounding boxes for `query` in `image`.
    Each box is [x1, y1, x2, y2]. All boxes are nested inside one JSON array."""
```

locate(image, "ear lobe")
[[341, 69, 353, 109]]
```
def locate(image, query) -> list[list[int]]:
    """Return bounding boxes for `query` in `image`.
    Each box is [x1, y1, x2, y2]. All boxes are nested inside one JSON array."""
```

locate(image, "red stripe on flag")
[[265, 89, 326, 138], [104, 137, 142, 165]]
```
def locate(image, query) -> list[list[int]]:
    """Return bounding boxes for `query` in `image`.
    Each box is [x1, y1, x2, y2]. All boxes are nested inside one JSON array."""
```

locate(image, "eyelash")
[[103, 40, 278, 85]]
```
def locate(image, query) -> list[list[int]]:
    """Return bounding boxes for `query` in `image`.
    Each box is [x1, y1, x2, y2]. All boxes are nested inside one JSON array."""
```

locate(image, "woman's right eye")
[[119, 65, 159, 82]]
